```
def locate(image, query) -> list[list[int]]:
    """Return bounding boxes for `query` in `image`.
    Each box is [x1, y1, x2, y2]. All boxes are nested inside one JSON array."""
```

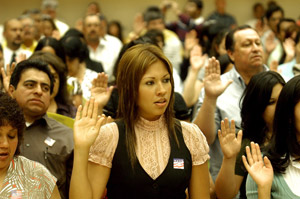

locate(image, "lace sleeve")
[[88, 122, 119, 168], [181, 121, 210, 166]]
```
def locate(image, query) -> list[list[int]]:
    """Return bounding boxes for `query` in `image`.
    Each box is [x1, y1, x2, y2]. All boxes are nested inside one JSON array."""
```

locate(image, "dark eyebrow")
[[23, 80, 37, 84], [23, 80, 50, 88]]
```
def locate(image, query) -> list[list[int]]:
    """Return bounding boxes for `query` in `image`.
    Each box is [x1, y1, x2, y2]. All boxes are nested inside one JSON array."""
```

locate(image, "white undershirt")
[[282, 156, 300, 196]]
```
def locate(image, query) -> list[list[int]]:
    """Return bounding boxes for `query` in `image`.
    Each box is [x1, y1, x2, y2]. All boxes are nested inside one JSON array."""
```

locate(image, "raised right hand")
[[74, 98, 106, 150], [218, 118, 243, 159], [204, 57, 232, 98], [1, 62, 16, 93], [242, 142, 274, 189]]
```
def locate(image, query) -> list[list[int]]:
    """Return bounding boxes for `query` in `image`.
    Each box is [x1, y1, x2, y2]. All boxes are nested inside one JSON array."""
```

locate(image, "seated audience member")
[[19, 15, 38, 53], [245, 3, 265, 29], [41, 15, 60, 40], [261, 4, 284, 64], [60, 28, 104, 73], [29, 51, 76, 118], [61, 36, 98, 101], [41, 0, 69, 37], [75, 1, 102, 32], [143, 6, 183, 86], [2, 18, 32, 69], [215, 71, 285, 199], [209, 29, 233, 74], [7, 59, 73, 199], [22, 8, 43, 41], [243, 75, 300, 199], [83, 14, 122, 79], [108, 20, 124, 43], [267, 18, 296, 67], [35, 36, 66, 63], [0, 91, 60, 198]]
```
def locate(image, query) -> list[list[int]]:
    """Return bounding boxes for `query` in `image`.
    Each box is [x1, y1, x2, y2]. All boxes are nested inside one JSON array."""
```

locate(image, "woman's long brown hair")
[[116, 44, 179, 168]]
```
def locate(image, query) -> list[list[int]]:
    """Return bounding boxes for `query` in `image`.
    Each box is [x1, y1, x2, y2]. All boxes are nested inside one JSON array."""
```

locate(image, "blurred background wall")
[[0, 0, 299, 36]]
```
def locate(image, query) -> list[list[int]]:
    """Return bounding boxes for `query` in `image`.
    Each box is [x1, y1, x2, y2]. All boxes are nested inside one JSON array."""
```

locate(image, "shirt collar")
[[26, 114, 54, 129], [229, 64, 269, 88]]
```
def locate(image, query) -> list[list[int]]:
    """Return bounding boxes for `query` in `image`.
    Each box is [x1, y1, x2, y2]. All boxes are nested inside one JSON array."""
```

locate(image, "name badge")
[[173, 158, 184, 169], [44, 137, 56, 147]]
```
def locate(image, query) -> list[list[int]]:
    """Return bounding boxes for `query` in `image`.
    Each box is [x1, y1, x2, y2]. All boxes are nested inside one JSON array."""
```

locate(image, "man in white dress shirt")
[[2, 18, 32, 70], [83, 14, 122, 80]]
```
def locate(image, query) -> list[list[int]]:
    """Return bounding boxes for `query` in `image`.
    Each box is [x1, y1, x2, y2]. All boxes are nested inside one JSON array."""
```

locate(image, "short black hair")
[[143, 6, 164, 23], [35, 37, 66, 63], [0, 91, 25, 156], [10, 59, 54, 94], [61, 36, 89, 63]]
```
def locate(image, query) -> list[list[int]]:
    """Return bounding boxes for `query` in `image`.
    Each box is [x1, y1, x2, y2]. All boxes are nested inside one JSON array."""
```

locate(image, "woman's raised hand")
[[242, 142, 274, 189], [74, 98, 107, 150], [218, 118, 243, 159]]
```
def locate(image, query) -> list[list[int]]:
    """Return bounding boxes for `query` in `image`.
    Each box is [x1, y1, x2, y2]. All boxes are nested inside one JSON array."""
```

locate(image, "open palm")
[[218, 118, 243, 159], [204, 57, 232, 98], [242, 142, 274, 188], [90, 72, 114, 109], [74, 98, 105, 149]]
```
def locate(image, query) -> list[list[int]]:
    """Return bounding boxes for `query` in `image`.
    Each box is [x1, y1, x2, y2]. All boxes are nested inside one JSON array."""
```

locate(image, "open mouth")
[[0, 153, 9, 159], [154, 99, 167, 107]]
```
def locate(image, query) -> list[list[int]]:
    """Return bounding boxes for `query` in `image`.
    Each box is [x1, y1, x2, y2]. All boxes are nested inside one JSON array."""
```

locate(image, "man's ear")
[[8, 85, 15, 98], [227, 50, 235, 63]]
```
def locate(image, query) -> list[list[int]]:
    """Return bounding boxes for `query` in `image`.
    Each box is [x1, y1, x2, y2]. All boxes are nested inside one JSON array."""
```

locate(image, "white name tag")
[[44, 137, 56, 147]]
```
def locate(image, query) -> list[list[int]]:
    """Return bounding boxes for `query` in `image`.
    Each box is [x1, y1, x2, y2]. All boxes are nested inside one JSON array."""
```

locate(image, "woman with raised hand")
[[244, 75, 300, 199], [215, 71, 285, 198], [70, 44, 210, 199], [242, 142, 274, 199]]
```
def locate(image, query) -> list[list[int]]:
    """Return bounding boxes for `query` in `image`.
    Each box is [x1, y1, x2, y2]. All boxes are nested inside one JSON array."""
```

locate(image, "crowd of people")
[[0, 0, 299, 198]]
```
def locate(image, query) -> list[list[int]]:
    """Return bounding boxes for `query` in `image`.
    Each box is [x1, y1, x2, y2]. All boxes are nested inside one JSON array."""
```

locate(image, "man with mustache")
[[7, 59, 74, 199], [83, 14, 122, 80], [2, 18, 31, 69], [193, 25, 267, 183]]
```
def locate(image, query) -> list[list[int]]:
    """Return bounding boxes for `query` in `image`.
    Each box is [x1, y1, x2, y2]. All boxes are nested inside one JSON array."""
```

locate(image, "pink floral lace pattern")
[[88, 117, 210, 180], [89, 123, 119, 168]]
